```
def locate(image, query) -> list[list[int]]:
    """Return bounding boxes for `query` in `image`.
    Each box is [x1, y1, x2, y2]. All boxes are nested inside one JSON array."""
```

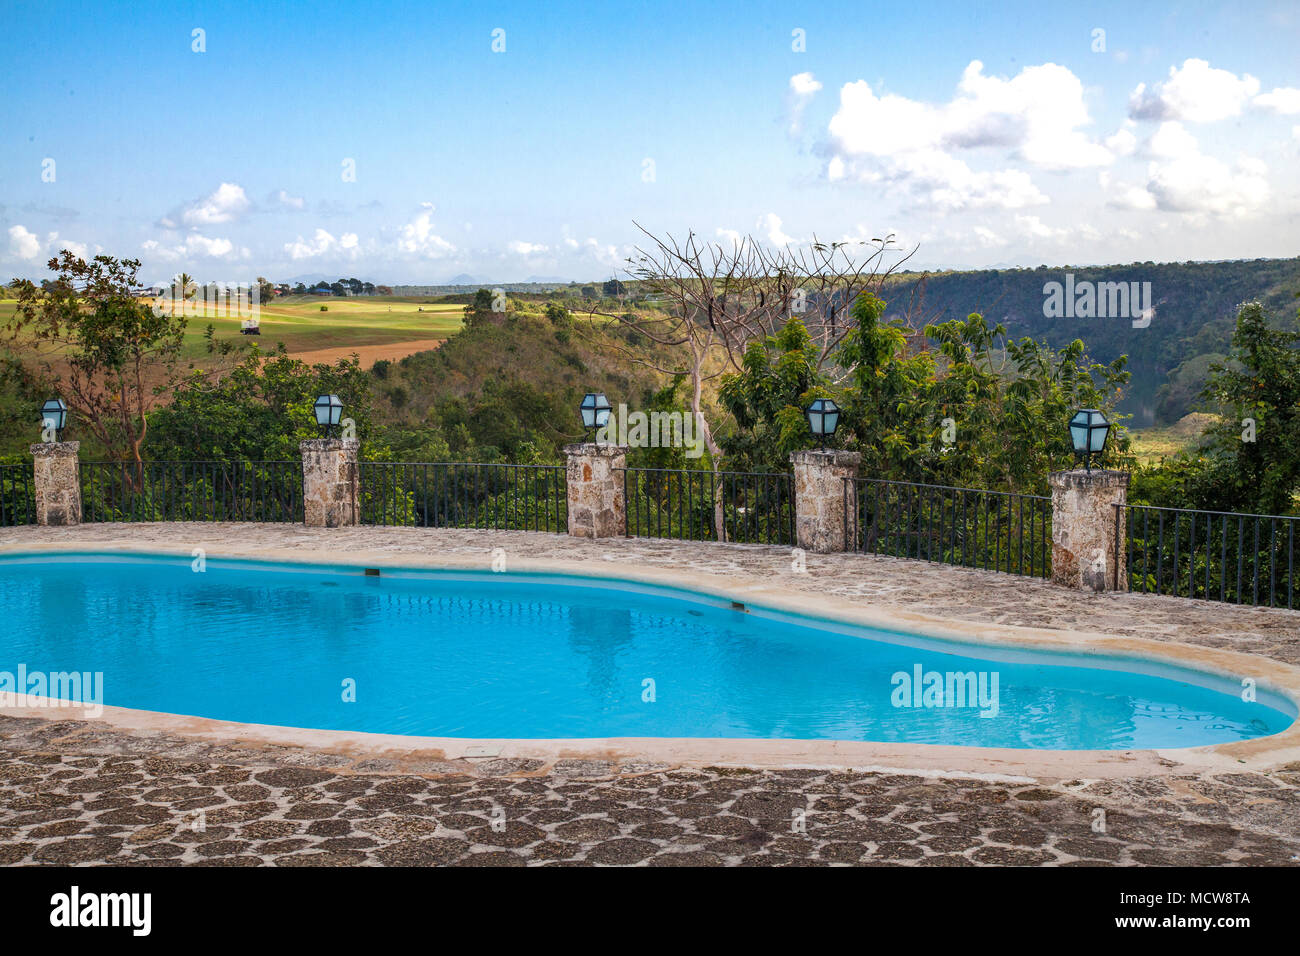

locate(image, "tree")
[[7, 252, 191, 468], [463, 289, 500, 330], [579, 225, 915, 538], [714, 292, 1130, 495], [717, 316, 828, 473], [1189, 301, 1300, 514], [169, 272, 196, 315], [148, 346, 381, 462]]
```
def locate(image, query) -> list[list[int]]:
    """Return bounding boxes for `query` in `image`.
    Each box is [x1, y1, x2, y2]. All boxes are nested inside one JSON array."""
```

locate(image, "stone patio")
[[2, 716, 1299, 866], [2, 522, 1299, 866]]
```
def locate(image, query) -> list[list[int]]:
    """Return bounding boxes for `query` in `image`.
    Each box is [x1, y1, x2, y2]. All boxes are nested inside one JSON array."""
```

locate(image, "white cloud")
[[48, 234, 89, 260], [6, 227, 95, 262], [948, 61, 1112, 168], [1104, 126, 1138, 156], [1129, 59, 1260, 122], [184, 235, 236, 257], [1109, 185, 1158, 211], [8, 225, 42, 260], [1126, 122, 1270, 216], [1148, 120, 1199, 159], [581, 237, 620, 265], [1013, 215, 1064, 240], [1254, 87, 1300, 115], [283, 228, 359, 260], [824, 60, 1109, 210], [507, 240, 548, 255], [142, 233, 247, 261], [397, 203, 455, 258], [757, 212, 795, 245], [790, 72, 822, 98], [179, 183, 251, 226], [275, 189, 305, 209], [787, 72, 823, 135]]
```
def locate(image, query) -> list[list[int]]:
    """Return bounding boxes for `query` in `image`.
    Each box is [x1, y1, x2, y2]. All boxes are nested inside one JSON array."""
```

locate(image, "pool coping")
[[4, 536, 1300, 780]]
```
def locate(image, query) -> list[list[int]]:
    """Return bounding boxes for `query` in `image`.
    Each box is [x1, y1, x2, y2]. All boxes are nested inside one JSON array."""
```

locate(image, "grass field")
[[1128, 412, 1216, 464], [0, 295, 464, 364]]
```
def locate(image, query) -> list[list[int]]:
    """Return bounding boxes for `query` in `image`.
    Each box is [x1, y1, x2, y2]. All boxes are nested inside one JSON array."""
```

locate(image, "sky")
[[2, 0, 1298, 285]]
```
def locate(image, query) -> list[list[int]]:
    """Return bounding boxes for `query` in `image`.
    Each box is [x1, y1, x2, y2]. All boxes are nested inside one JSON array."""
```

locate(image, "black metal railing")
[[79, 460, 303, 522], [0, 464, 35, 526], [846, 478, 1052, 578], [358, 462, 567, 532], [1118, 503, 1299, 608], [621, 467, 795, 544]]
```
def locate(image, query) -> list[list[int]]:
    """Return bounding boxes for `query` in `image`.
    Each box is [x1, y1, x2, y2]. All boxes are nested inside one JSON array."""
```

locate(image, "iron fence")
[[846, 478, 1052, 578], [359, 462, 567, 532], [1118, 503, 1299, 608], [79, 460, 303, 522], [621, 467, 795, 544], [0, 465, 35, 527]]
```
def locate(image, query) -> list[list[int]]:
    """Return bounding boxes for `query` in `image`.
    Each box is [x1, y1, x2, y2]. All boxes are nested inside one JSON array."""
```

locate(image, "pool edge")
[[4, 537, 1300, 778]]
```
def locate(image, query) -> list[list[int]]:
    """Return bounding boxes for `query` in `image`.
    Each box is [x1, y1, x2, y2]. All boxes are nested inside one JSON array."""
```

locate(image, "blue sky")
[[2, 0, 1298, 284]]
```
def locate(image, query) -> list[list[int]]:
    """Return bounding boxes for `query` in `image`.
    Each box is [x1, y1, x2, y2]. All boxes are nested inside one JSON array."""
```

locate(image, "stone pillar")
[[300, 438, 359, 528], [564, 442, 627, 538], [30, 442, 82, 526], [1049, 469, 1129, 592], [790, 449, 861, 554]]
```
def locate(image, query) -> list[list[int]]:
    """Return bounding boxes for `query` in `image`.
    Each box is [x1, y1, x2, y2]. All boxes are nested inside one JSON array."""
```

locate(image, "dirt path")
[[286, 338, 445, 368]]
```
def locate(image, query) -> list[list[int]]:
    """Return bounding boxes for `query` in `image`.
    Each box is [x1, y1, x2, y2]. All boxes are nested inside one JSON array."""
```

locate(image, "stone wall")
[[1049, 469, 1129, 591], [564, 443, 627, 538], [300, 439, 359, 528], [790, 449, 860, 553], [29, 441, 81, 526]]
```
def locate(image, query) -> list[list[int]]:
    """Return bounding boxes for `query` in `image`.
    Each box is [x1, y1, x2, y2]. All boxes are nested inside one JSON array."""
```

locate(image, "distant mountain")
[[880, 257, 1300, 427]]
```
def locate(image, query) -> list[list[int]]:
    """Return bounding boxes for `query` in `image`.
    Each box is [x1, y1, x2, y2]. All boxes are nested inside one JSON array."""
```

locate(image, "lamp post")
[[804, 398, 841, 450], [40, 398, 68, 441], [579, 392, 612, 442], [313, 394, 344, 438], [1068, 408, 1111, 472]]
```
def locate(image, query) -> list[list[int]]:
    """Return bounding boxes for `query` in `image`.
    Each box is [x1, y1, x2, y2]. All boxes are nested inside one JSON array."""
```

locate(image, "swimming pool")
[[0, 552, 1292, 750]]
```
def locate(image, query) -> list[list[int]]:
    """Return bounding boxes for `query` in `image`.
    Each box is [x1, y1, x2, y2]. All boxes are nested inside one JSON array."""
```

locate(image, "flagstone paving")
[[1, 717, 1298, 866], [2, 523, 1299, 866]]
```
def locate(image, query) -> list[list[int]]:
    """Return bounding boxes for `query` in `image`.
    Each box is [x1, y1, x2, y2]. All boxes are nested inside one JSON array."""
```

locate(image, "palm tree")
[[171, 272, 195, 315]]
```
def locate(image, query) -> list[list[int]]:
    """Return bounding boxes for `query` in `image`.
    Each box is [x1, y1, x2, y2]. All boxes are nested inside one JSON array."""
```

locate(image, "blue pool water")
[[0, 553, 1292, 749]]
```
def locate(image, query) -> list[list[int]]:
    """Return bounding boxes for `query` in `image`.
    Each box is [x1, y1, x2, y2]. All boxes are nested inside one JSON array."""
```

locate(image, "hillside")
[[371, 305, 680, 463], [881, 258, 1300, 426]]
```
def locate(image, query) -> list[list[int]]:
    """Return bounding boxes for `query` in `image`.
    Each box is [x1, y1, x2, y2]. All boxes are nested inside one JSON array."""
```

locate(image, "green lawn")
[[1, 295, 464, 361]]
